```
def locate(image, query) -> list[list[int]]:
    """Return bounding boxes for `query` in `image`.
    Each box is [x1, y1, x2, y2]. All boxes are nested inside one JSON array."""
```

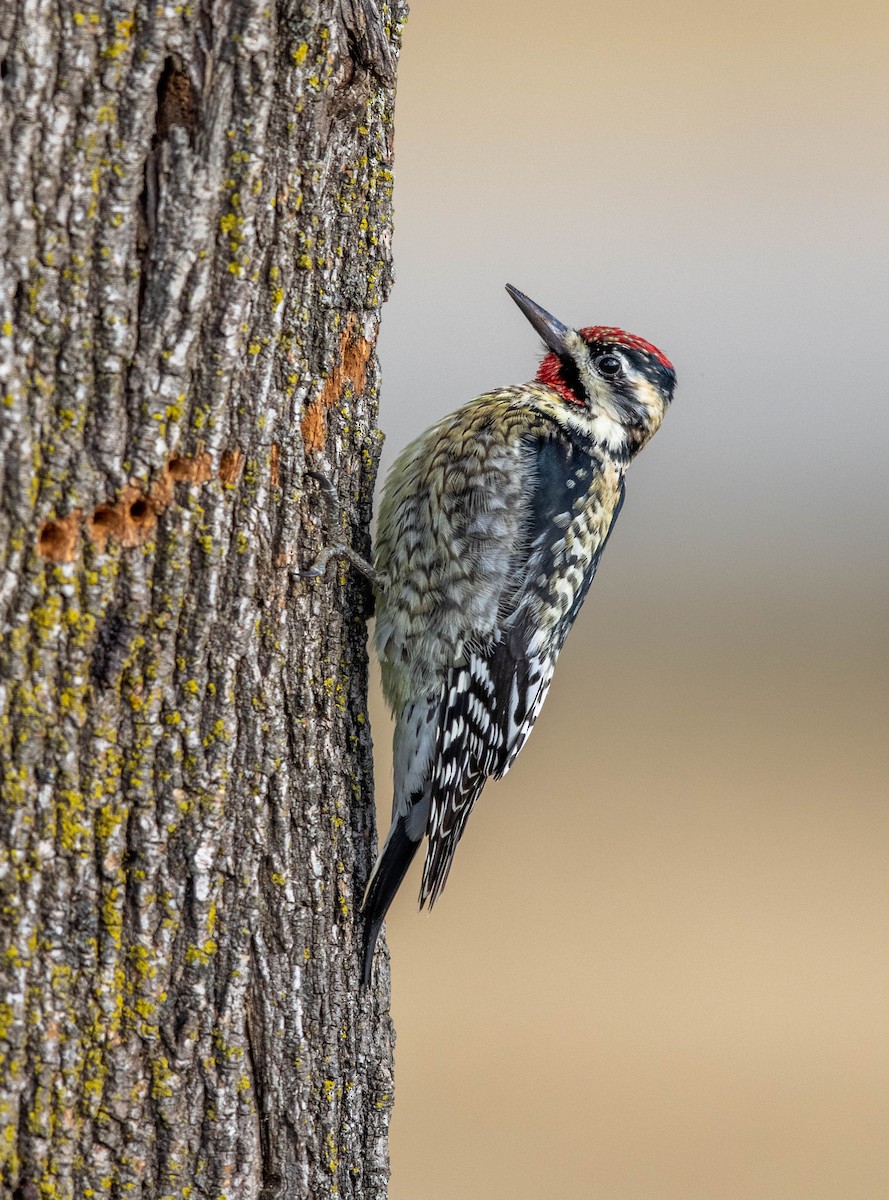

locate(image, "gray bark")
[[0, 0, 405, 1196]]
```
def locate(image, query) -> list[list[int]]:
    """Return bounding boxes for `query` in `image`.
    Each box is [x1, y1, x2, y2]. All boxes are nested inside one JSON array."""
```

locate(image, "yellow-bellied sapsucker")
[[307, 285, 676, 987]]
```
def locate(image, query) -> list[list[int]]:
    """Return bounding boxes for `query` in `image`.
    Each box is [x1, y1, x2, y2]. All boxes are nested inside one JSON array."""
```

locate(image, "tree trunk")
[[0, 1, 404, 1196]]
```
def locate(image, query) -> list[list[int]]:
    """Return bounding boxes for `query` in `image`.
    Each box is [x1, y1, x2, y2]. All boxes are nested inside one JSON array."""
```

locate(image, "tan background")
[[372, 1, 889, 1195]]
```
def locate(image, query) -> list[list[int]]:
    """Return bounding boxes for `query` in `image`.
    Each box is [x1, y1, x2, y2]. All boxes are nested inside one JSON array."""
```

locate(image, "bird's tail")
[[360, 817, 420, 989]]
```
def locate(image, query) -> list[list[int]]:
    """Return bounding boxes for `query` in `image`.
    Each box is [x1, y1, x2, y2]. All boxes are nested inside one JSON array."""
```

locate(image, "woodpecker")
[[306, 285, 676, 987]]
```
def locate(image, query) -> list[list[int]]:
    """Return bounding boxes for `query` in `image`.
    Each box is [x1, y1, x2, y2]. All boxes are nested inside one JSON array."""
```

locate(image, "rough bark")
[[0, 0, 405, 1196]]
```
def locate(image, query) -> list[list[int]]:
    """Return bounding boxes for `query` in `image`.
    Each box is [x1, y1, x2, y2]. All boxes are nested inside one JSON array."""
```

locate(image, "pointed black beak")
[[505, 284, 571, 356]]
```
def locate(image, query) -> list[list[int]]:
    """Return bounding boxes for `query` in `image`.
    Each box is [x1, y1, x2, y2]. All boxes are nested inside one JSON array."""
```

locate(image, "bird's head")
[[506, 284, 675, 456]]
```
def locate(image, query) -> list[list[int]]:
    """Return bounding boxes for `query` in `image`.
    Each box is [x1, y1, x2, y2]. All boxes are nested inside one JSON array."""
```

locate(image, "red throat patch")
[[535, 352, 586, 405]]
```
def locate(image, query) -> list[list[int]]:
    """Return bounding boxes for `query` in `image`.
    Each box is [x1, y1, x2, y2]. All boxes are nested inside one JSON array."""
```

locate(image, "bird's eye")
[[596, 354, 623, 379]]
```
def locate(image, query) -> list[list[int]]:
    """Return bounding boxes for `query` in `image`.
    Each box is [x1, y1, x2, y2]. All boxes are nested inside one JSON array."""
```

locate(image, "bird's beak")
[[505, 284, 571, 356]]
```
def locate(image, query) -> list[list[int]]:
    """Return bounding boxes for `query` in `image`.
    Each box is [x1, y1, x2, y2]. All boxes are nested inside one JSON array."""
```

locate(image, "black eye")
[[596, 354, 623, 379]]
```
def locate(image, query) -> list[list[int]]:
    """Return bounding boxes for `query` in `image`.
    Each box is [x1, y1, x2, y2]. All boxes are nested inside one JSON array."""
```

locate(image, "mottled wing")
[[420, 434, 625, 906]]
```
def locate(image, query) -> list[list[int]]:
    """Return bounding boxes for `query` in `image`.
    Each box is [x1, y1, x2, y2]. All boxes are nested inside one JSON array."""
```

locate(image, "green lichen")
[[184, 940, 217, 966], [102, 885, 123, 948], [151, 1056, 174, 1101]]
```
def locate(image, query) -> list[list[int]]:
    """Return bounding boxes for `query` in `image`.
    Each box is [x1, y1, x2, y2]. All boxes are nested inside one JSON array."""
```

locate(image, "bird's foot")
[[296, 469, 381, 587]]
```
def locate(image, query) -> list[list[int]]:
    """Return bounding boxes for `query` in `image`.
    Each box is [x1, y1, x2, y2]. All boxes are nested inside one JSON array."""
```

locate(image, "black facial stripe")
[[557, 354, 588, 404]]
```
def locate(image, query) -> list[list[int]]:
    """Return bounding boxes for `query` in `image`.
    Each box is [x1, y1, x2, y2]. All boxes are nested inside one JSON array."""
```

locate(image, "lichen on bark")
[[0, 0, 406, 1196]]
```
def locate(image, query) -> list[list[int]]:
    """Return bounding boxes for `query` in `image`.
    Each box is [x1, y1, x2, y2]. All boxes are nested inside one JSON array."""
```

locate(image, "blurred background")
[[372, 1, 889, 1196]]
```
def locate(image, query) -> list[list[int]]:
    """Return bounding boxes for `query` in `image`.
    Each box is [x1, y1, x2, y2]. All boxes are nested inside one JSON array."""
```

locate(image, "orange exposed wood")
[[301, 316, 372, 454], [219, 448, 244, 485], [36, 511, 82, 562]]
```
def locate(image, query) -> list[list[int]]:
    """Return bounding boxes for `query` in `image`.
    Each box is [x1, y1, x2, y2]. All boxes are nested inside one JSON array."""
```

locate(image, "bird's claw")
[[297, 471, 381, 587]]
